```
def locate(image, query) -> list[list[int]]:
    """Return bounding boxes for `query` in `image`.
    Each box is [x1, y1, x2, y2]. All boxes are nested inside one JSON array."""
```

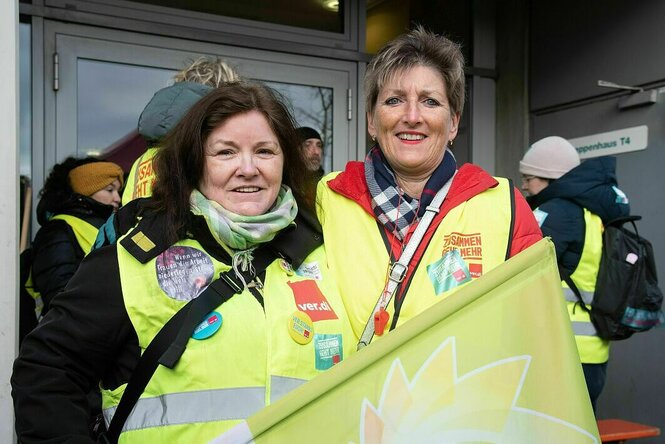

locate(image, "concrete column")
[[495, 0, 529, 181], [0, 0, 19, 442], [470, 0, 497, 174]]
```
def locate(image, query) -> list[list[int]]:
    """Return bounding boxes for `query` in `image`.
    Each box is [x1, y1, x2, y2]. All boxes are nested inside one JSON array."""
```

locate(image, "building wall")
[[366, 0, 410, 54], [529, 1, 665, 438], [495, 0, 529, 181]]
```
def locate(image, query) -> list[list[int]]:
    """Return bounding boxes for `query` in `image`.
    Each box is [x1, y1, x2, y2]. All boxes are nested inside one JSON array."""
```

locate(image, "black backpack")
[[565, 215, 664, 340]]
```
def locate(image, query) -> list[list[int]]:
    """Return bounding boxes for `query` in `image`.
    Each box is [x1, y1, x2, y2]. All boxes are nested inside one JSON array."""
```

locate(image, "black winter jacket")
[[526, 156, 630, 275], [31, 194, 114, 313], [14, 244, 132, 443]]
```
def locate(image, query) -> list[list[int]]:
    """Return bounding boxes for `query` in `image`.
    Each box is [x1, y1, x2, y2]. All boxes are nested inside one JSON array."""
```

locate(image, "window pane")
[[130, 0, 344, 33], [264, 81, 334, 173], [19, 22, 31, 178], [77, 60, 175, 157]]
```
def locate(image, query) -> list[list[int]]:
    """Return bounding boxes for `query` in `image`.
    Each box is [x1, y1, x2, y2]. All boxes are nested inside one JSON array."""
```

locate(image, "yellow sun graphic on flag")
[[355, 337, 598, 444]]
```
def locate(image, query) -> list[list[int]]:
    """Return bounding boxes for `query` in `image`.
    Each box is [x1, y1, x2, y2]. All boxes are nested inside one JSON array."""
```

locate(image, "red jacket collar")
[[327, 160, 499, 217]]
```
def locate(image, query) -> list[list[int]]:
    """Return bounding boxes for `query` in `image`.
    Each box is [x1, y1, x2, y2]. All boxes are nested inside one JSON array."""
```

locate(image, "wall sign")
[[569, 125, 648, 159]]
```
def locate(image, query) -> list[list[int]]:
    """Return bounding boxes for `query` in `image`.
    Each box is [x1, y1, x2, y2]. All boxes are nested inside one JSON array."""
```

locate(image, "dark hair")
[[365, 25, 466, 116], [151, 81, 312, 242], [296, 127, 322, 143], [36, 157, 103, 224]]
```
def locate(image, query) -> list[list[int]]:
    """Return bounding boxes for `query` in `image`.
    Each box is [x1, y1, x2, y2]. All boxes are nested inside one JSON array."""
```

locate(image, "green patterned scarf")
[[190, 186, 298, 251]]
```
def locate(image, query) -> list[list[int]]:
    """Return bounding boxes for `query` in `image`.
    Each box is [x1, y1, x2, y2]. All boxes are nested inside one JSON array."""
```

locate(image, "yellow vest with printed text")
[[104, 236, 353, 443], [121, 147, 158, 205], [561, 209, 610, 364], [318, 174, 514, 342]]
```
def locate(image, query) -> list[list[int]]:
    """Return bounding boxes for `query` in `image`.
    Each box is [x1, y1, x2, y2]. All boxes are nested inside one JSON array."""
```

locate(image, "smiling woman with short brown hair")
[[317, 26, 542, 347]]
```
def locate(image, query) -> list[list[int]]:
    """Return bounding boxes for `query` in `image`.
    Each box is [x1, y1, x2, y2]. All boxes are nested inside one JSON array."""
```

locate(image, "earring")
[[371, 135, 376, 142], [448, 139, 454, 148]]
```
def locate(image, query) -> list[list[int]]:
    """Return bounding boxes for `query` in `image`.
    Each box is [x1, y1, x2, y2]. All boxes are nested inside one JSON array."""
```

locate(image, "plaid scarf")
[[364, 146, 457, 240], [190, 186, 298, 251]]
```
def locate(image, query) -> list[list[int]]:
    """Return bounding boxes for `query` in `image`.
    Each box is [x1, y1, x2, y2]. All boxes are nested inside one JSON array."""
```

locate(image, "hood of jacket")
[[36, 191, 115, 227], [138, 81, 213, 142], [526, 156, 629, 223]]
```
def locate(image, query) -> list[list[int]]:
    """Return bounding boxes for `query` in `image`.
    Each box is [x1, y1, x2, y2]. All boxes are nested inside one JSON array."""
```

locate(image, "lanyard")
[[357, 172, 456, 350]]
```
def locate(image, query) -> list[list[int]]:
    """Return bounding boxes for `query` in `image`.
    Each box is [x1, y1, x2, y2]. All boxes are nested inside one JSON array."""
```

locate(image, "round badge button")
[[288, 311, 314, 345], [279, 259, 295, 276], [192, 311, 223, 340]]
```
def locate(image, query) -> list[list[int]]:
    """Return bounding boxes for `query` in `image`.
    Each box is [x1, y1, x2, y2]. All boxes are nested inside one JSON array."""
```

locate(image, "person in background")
[[28, 157, 123, 317], [297, 126, 324, 179], [519, 136, 630, 413], [317, 27, 542, 347], [12, 81, 353, 443], [122, 56, 240, 205]]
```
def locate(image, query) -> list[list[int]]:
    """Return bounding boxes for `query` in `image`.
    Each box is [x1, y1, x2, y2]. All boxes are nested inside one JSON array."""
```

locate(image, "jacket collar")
[[327, 161, 499, 217]]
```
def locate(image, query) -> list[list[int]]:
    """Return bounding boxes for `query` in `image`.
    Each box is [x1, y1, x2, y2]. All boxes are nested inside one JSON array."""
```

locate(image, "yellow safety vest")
[[122, 147, 158, 205], [49, 214, 99, 254], [26, 214, 99, 318], [318, 174, 514, 342], [104, 237, 353, 442], [561, 209, 610, 364]]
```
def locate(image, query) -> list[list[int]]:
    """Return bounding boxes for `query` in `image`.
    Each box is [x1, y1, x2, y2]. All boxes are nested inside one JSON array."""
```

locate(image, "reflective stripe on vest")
[[271, 375, 307, 402], [561, 209, 609, 363], [571, 321, 598, 337], [104, 387, 265, 432], [103, 375, 308, 432], [30, 290, 44, 319], [50, 214, 99, 255], [563, 287, 594, 305], [319, 175, 513, 340]]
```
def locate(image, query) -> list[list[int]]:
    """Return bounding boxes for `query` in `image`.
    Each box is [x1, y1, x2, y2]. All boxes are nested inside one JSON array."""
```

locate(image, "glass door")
[[41, 21, 357, 202]]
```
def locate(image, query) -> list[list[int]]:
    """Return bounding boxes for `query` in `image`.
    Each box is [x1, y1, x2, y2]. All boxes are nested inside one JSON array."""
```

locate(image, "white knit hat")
[[519, 136, 580, 179]]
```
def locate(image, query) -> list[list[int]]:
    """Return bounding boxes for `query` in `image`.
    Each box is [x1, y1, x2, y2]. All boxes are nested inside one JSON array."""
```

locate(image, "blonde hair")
[[172, 57, 240, 87]]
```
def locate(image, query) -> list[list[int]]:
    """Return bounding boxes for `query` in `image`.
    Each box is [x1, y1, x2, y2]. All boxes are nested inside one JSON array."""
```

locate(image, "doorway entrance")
[[37, 21, 358, 216]]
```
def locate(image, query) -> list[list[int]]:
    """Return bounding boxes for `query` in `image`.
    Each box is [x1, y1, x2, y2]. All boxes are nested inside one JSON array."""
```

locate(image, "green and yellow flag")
[[213, 239, 600, 443]]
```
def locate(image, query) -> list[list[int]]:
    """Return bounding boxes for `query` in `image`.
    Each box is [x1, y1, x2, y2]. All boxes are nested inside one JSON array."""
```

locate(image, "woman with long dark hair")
[[13, 81, 352, 443]]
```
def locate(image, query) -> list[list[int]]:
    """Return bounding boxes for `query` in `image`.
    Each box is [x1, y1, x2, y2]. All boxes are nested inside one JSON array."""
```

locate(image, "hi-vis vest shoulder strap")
[[50, 214, 99, 255], [562, 208, 609, 364], [320, 176, 514, 341]]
